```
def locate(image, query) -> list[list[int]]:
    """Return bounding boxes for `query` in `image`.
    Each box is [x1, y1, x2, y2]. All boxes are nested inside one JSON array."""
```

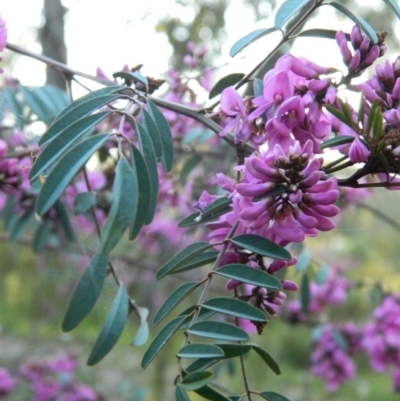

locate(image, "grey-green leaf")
[[73, 192, 96, 216], [178, 344, 224, 359], [62, 253, 108, 332], [135, 120, 159, 224], [154, 282, 201, 325], [328, 2, 378, 43], [274, 0, 311, 29], [259, 391, 291, 401], [87, 285, 129, 365], [176, 385, 191, 401], [194, 385, 231, 401], [202, 298, 267, 322], [230, 28, 277, 57], [230, 234, 291, 260], [147, 99, 174, 172], [251, 344, 281, 375], [30, 112, 111, 182], [36, 134, 109, 215], [131, 307, 149, 347], [142, 108, 163, 159], [181, 371, 214, 391], [169, 251, 219, 275], [156, 242, 212, 280], [141, 315, 186, 369], [39, 93, 122, 146], [296, 28, 348, 40], [215, 264, 282, 290], [188, 321, 249, 342], [320, 135, 354, 150], [208, 74, 245, 100], [100, 156, 138, 256], [382, 0, 400, 19], [19, 85, 53, 124], [129, 144, 151, 239]]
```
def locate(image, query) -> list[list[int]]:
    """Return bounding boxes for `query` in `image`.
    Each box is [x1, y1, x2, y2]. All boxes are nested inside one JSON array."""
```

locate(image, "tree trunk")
[[40, 0, 67, 90]]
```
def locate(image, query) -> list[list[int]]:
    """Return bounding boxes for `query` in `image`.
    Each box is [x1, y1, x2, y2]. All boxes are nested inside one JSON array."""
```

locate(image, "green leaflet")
[[320, 135, 354, 150], [300, 273, 310, 313], [215, 264, 282, 290], [175, 385, 191, 401], [230, 234, 291, 260], [229, 28, 278, 57], [177, 344, 224, 359], [32, 219, 50, 253], [135, 120, 159, 225], [87, 285, 129, 365], [9, 208, 35, 242], [141, 315, 186, 369], [194, 384, 231, 401], [154, 282, 201, 325], [129, 144, 151, 239], [73, 192, 96, 216], [169, 252, 219, 275], [131, 307, 150, 347], [274, 0, 312, 29], [201, 297, 267, 322], [295, 28, 348, 40], [62, 252, 109, 332], [156, 242, 212, 279], [251, 344, 281, 375], [54, 200, 75, 242], [99, 157, 138, 256], [142, 108, 163, 159], [147, 99, 174, 172], [30, 112, 111, 182], [208, 73, 245, 100], [328, 2, 378, 43], [39, 92, 122, 146], [36, 134, 109, 215], [19, 85, 53, 124], [181, 371, 214, 391], [259, 391, 291, 401], [188, 321, 249, 342]]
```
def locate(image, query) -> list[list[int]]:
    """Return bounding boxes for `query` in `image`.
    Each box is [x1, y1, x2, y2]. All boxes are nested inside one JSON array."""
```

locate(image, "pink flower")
[[348, 136, 370, 163], [0, 367, 16, 396], [219, 87, 251, 143], [0, 17, 7, 53]]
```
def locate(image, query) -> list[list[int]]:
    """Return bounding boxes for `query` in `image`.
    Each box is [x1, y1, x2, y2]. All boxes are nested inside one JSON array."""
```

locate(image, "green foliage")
[[274, 0, 312, 29], [209, 73, 245, 99], [187, 321, 250, 342], [230, 28, 278, 57]]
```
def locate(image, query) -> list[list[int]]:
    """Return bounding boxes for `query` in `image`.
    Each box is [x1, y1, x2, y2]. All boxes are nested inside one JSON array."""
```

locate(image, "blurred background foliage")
[[1, 0, 400, 400]]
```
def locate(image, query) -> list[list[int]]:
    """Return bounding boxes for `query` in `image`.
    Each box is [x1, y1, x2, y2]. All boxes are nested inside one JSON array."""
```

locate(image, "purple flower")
[[219, 87, 251, 143], [348, 136, 370, 163], [0, 367, 16, 397]]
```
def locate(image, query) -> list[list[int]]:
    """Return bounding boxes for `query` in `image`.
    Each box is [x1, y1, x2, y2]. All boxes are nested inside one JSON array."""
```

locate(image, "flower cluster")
[[311, 323, 361, 391], [4, 354, 99, 401], [362, 295, 400, 391], [0, 16, 7, 73]]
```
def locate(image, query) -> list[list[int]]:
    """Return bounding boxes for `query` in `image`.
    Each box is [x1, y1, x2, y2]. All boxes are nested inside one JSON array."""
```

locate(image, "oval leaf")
[[230, 234, 291, 260], [188, 321, 249, 342], [194, 385, 231, 401], [176, 385, 191, 401], [274, 0, 311, 29], [62, 253, 108, 332], [215, 264, 282, 290], [87, 285, 129, 365], [100, 157, 138, 256], [186, 358, 220, 374], [230, 28, 277, 57], [320, 135, 354, 149], [328, 2, 378, 43], [73, 192, 96, 216], [30, 112, 111, 182], [201, 297, 267, 322], [218, 343, 252, 358], [170, 251, 219, 275], [147, 99, 174, 172], [154, 282, 201, 325], [141, 316, 186, 369], [181, 371, 214, 391], [209, 73, 245, 100], [156, 242, 212, 280], [135, 120, 159, 224], [177, 344, 224, 359], [142, 108, 163, 159], [129, 144, 151, 239], [251, 344, 281, 375], [39, 93, 122, 146], [131, 307, 150, 347], [260, 391, 291, 401], [36, 134, 109, 215], [19, 85, 53, 124]]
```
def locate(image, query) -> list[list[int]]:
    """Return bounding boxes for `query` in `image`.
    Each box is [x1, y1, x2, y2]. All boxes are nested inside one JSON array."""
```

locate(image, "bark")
[[40, 0, 67, 90]]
